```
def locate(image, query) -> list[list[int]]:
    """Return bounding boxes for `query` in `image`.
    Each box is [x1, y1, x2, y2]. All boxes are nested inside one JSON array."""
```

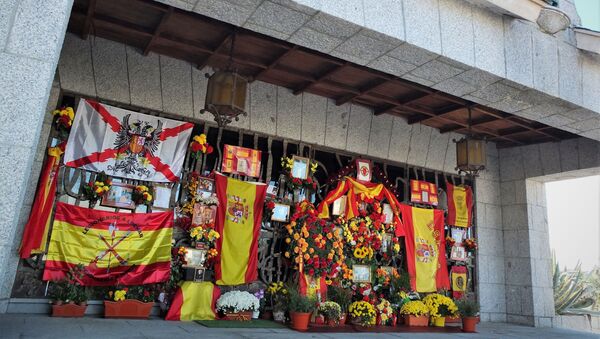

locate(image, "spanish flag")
[[451, 266, 468, 299], [166, 282, 220, 321], [400, 204, 449, 292], [446, 183, 473, 227], [42, 203, 173, 286], [214, 173, 266, 285], [19, 143, 65, 258]]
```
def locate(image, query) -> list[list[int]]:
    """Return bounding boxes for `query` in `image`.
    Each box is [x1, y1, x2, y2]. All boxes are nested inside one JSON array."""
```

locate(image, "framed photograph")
[[193, 268, 206, 282], [291, 155, 310, 180], [332, 196, 347, 216], [352, 265, 372, 283], [266, 180, 279, 197], [271, 203, 291, 222], [153, 184, 172, 209], [410, 180, 439, 206], [101, 182, 135, 210], [381, 233, 393, 252], [355, 158, 372, 183], [451, 228, 466, 245], [333, 226, 343, 239], [380, 266, 393, 276], [221, 145, 262, 177], [192, 204, 217, 226], [450, 245, 467, 261], [183, 247, 207, 268], [382, 203, 393, 224]]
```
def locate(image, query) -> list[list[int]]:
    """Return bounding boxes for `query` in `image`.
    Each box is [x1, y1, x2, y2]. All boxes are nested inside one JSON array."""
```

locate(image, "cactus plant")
[[553, 255, 594, 314]]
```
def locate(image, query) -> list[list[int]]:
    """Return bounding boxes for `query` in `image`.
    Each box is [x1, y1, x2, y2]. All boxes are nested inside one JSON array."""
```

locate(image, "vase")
[[289, 311, 311, 331], [51, 303, 87, 317], [462, 316, 478, 332], [404, 314, 429, 327], [224, 311, 253, 321], [431, 316, 446, 327], [103, 300, 153, 319], [252, 310, 260, 319], [273, 310, 286, 322]]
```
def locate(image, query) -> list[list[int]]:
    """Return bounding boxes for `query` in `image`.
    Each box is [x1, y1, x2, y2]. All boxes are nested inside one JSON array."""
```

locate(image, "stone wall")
[[499, 138, 600, 326], [0, 0, 73, 312]]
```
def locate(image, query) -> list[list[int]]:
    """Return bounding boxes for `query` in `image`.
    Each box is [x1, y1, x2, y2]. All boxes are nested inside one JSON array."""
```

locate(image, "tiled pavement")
[[1, 314, 599, 339]]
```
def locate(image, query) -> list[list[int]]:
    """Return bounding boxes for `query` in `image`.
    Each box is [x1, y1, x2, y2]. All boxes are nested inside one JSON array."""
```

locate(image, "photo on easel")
[[291, 155, 310, 180]]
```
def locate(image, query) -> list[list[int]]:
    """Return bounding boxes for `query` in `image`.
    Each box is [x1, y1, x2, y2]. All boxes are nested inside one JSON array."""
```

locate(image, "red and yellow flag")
[[446, 183, 473, 227], [165, 282, 220, 321], [299, 273, 327, 301], [19, 143, 65, 258], [214, 173, 266, 285], [401, 204, 449, 292], [42, 203, 173, 286], [451, 266, 468, 299]]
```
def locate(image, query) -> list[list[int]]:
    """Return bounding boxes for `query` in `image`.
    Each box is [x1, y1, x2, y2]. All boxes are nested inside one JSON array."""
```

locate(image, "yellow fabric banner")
[[180, 282, 218, 321], [412, 207, 439, 292]]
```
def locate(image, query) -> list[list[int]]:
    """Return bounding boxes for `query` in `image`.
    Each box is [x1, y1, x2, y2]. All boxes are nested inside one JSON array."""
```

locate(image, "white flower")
[[216, 290, 260, 313]]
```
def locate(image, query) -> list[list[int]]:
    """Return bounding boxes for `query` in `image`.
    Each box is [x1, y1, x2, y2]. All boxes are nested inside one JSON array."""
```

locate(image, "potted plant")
[[456, 297, 480, 332], [422, 293, 458, 327], [375, 298, 393, 326], [288, 287, 317, 331], [327, 285, 352, 325], [266, 281, 288, 322], [104, 285, 155, 319], [348, 301, 376, 327], [399, 300, 429, 326], [49, 265, 88, 317], [318, 301, 342, 326], [216, 290, 259, 321]]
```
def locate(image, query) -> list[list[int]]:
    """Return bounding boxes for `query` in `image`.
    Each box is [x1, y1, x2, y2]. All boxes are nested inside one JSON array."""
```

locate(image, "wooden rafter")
[[439, 115, 498, 134], [293, 62, 350, 95], [336, 78, 390, 106], [80, 0, 96, 39], [407, 104, 464, 124], [143, 7, 174, 56], [373, 93, 437, 116], [251, 46, 298, 82], [473, 106, 561, 141], [196, 31, 233, 69]]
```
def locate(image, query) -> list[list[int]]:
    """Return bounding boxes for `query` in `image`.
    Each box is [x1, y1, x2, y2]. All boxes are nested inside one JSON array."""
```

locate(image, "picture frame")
[[152, 184, 172, 209], [381, 233, 393, 252], [101, 182, 136, 210], [291, 155, 310, 180], [352, 265, 372, 283], [193, 268, 206, 282], [451, 228, 466, 245], [183, 247, 207, 268], [271, 203, 291, 222], [332, 195, 347, 216], [266, 180, 279, 197], [382, 203, 393, 224], [450, 245, 467, 261], [333, 226, 343, 239], [380, 266, 394, 276], [192, 204, 217, 226], [355, 158, 372, 183], [196, 177, 215, 200], [221, 145, 262, 177]]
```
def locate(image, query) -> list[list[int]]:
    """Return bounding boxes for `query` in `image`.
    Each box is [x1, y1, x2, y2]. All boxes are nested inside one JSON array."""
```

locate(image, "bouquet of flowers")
[[266, 281, 288, 312], [319, 301, 342, 323], [375, 298, 393, 325], [216, 290, 260, 314], [348, 300, 376, 326], [189, 134, 213, 160], [422, 293, 458, 318], [132, 185, 154, 205], [284, 202, 345, 278], [51, 106, 75, 140], [107, 285, 156, 303], [399, 300, 429, 316], [82, 172, 111, 205], [464, 238, 477, 253]]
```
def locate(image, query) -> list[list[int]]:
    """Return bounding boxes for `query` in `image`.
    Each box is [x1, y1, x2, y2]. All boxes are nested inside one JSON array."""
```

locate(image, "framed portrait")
[[291, 155, 310, 180], [193, 268, 206, 282], [355, 158, 372, 183], [192, 204, 217, 226], [450, 245, 467, 261], [101, 182, 135, 210], [451, 228, 466, 245], [333, 226, 343, 239], [332, 196, 347, 216], [352, 265, 372, 283], [381, 233, 393, 252], [266, 180, 279, 197], [271, 203, 291, 222], [221, 145, 262, 177], [196, 177, 215, 200], [153, 184, 172, 209], [382, 203, 393, 224], [183, 247, 207, 268]]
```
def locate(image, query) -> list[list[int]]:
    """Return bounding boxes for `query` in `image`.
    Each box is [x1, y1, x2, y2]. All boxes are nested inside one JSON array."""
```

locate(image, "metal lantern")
[[201, 70, 248, 127], [455, 136, 486, 176]]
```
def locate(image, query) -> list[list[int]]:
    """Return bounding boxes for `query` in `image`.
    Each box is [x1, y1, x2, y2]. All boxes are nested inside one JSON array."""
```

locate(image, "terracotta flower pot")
[[391, 314, 397, 327], [404, 314, 429, 327], [339, 313, 347, 325], [462, 316, 478, 333], [290, 311, 311, 331], [104, 300, 153, 319], [224, 311, 253, 321], [431, 316, 445, 327], [52, 303, 87, 317]]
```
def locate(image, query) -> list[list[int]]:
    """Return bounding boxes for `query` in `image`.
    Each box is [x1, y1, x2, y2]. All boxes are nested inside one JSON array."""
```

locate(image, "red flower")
[[309, 268, 315, 276], [266, 201, 275, 210], [143, 290, 150, 297], [206, 145, 214, 154], [306, 177, 312, 184]]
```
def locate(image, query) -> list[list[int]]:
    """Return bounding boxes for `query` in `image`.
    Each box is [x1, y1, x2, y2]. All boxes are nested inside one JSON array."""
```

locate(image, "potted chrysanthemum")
[[422, 293, 458, 327], [456, 296, 480, 332], [375, 298, 393, 326], [104, 285, 155, 319], [399, 300, 429, 326], [216, 290, 260, 321], [318, 301, 342, 326], [348, 301, 376, 327]]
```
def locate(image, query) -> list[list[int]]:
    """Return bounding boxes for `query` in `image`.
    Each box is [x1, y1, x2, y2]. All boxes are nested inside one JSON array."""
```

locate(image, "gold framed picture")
[[450, 245, 467, 261], [101, 182, 136, 210], [271, 203, 291, 222], [291, 155, 310, 180], [381, 233, 393, 252], [352, 264, 372, 283], [355, 158, 372, 183], [153, 184, 172, 209], [192, 204, 217, 226], [332, 196, 347, 216]]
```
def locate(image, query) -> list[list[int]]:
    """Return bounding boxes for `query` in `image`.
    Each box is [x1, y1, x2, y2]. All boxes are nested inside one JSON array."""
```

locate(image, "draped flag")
[[43, 203, 173, 286], [400, 204, 449, 292], [451, 266, 468, 299], [214, 173, 266, 285], [446, 183, 473, 227], [19, 143, 65, 258], [64, 98, 193, 182], [317, 177, 404, 236], [166, 282, 220, 321], [299, 273, 327, 301]]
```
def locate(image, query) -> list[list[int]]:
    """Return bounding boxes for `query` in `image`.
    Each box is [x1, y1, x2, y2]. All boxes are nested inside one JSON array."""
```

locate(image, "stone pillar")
[[0, 0, 73, 312]]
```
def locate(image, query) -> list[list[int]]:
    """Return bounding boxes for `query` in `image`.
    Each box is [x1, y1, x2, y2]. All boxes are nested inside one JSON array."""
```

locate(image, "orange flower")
[[303, 253, 310, 260]]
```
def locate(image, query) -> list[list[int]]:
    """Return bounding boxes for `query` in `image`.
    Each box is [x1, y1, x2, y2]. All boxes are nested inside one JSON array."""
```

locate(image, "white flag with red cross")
[[64, 98, 193, 183]]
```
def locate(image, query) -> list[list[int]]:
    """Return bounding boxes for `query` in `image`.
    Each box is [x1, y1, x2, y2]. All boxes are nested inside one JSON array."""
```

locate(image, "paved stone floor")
[[1, 314, 599, 339]]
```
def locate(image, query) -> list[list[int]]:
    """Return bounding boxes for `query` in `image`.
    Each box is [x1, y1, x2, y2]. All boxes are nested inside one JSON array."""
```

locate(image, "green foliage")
[[287, 286, 317, 313], [327, 285, 353, 312], [456, 296, 480, 317], [48, 264, 88, 303], [553, 256, 593, 314]]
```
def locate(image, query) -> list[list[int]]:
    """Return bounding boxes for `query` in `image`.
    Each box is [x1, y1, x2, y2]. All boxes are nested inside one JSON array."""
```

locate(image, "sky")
[[575, 0, 600, 30], [546, 175, 600, 271]]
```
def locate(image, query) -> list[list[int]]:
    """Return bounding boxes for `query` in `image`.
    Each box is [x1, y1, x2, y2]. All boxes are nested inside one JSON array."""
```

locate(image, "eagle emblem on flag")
[[108, 114, 163, 178]]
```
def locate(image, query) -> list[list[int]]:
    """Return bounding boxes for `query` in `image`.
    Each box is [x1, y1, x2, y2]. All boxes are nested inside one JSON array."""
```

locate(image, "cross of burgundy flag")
[[64, 99, 193, 182]]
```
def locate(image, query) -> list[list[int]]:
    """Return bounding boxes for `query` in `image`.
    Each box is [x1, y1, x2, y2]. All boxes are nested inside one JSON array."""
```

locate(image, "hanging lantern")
[[454, 137, 486, 176], [201, 70, 248, 126]]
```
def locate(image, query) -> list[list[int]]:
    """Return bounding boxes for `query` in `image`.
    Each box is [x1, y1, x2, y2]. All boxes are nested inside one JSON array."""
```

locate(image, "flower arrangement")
[[445, 235, 455, 252], [399, 300, 429, 316], [464, 238, 477, 253], [189, 134, 213, 160], [82, 172, 111, 205], [190, 226, 220, 244], [422, 293, 458, 318], [284, 202, 345, 278], [266, 281, 288, 311], [51, 106, 74, 140], [375, 298, 393, 325], [107, 285, 156, 303], [48, 264, 88, 305], [341, 216, 382, 265], [327, 285, 353, 313], [263, 200, 276, 221], [132, 185, 154, 205], [348, 300, 376, 326], [182, 172, 218, 215], [319, 301, 342, 323], [216, 290, 260, 314], [281, 156, 318, 191]]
